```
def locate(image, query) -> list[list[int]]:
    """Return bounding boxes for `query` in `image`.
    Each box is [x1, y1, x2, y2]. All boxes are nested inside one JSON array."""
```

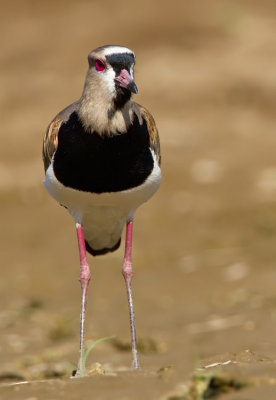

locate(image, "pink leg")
[[74, 223, 91, 377], [122, 220, 140, 369]]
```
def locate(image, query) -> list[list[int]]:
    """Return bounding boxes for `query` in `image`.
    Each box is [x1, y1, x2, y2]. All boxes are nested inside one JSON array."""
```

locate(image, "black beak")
[[127, 80, 138, 94]]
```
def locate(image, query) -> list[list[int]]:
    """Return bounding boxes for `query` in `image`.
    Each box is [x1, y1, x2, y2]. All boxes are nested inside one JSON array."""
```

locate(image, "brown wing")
[[42, 101, 80, 173], [42, 117, 62, 172], [133, 103, 161, 166]]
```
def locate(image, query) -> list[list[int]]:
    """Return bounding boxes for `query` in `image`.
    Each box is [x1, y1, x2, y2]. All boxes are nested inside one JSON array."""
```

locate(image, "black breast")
[[53, 112, 154, 193]]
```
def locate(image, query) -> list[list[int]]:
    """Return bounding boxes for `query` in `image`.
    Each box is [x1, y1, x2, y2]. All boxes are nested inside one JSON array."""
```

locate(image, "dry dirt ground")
[[1, 0, 276, 399]]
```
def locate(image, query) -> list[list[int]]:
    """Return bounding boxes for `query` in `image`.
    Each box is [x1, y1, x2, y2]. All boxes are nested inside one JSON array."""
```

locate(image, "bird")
[[42, 45, 161, 376]]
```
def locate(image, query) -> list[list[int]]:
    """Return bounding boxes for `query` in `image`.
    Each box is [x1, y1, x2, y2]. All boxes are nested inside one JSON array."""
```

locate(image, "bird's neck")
[[78, 91, 134, 136]]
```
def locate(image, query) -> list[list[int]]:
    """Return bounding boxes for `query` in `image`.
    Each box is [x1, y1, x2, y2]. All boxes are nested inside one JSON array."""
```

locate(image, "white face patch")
[[101, 66, 116, 97], [129, 63, 134, 78]]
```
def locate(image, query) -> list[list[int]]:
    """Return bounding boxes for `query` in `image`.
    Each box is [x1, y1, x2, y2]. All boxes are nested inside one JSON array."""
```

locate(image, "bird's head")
[[84, 45, 138, 110]]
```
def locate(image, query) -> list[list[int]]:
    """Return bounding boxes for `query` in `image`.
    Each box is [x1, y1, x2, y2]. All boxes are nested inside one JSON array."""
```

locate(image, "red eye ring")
[[95, 58, 106, 72]]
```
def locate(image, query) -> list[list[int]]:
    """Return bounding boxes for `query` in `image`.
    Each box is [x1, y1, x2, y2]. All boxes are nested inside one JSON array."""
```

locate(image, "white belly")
[[44, 152, 161, 251]]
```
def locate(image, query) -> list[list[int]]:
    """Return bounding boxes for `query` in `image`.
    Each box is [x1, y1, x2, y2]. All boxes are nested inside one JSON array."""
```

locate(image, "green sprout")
[[81, 336, 115, 373]]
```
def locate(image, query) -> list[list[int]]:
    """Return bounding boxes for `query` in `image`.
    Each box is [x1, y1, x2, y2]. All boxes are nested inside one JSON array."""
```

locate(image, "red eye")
[[95, 59, 106, 72]]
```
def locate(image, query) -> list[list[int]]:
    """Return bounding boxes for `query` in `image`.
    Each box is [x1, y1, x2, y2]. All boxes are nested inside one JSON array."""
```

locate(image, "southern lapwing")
[[42, 45, 161, 376]]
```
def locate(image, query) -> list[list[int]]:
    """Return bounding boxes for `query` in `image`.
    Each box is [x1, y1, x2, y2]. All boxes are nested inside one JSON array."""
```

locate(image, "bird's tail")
[[85, 238, 121, 256]]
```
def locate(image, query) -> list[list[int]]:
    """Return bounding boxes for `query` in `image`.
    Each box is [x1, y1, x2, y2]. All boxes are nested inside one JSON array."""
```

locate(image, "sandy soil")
[[1, 0, 276, 398]]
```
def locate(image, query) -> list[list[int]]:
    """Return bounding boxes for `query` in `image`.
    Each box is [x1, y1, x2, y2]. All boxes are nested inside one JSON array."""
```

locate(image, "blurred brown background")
[[1, 0, 276, 397]]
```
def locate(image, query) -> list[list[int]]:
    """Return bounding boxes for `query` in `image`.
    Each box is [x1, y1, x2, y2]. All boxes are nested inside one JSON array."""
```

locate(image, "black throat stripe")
[[106, 53, 135, 110], [53, 112, 154, 193]]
